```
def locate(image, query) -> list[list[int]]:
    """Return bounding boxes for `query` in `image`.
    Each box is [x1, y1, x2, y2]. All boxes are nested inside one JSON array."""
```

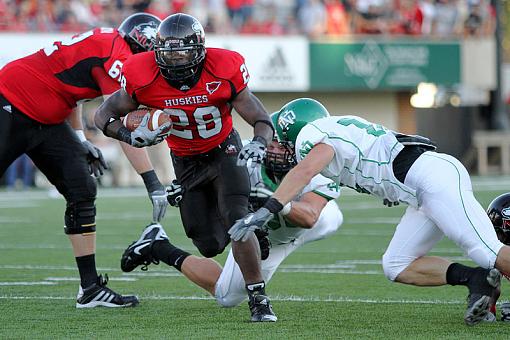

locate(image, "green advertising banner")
[[310, 40, 460, 90]]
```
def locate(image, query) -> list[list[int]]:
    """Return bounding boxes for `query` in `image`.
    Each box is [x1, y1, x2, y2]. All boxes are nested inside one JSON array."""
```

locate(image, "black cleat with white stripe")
[[248, 294, 277, 322], [464, 268, 501, 325], [121, 223, 168, 272], [76, 274, 139, 308]]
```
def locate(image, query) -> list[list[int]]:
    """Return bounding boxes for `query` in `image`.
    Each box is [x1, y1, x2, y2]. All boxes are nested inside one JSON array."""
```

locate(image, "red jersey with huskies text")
[[121, 48, 250, 156], [0, 28, 132, 124]]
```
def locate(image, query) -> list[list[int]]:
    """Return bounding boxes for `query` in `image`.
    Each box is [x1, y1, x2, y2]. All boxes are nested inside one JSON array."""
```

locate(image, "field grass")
[[1, 178, 510, 339]]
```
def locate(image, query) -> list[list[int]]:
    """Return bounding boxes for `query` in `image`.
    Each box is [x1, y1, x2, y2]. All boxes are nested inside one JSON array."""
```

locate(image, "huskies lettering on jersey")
[[164, 95, 208, 107]]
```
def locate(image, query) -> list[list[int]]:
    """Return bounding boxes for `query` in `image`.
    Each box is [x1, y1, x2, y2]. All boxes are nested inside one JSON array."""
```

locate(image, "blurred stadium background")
[[0, 0, 509, 189]]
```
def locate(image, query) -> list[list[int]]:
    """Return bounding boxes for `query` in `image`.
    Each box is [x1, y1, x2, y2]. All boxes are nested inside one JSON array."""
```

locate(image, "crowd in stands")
[[0, 0, 496, 37]]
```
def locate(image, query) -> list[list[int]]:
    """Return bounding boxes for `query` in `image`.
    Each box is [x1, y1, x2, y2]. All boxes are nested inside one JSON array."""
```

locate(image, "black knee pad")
[[64, 200, 96, 235]]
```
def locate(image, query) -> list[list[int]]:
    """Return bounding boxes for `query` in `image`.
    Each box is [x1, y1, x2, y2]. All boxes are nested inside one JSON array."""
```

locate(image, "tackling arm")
[[284, 192, 328, 229], [228, 143, 335, 241], [272, 144, 335, 206]]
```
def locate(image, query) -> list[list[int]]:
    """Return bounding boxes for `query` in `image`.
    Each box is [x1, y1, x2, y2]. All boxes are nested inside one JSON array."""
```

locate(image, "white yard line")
[[44, 277, 138, 282], [0, 202, 40, 209], [280, 269, 382, 274], [0, 294, 469, 305], [0, 282, 57, 286], [0, 217, 32, 223], [2, 259, 473, 275]]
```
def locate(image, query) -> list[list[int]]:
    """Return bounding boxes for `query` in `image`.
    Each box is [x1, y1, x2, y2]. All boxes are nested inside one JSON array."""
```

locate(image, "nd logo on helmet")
[[278, 110, 296, 132]]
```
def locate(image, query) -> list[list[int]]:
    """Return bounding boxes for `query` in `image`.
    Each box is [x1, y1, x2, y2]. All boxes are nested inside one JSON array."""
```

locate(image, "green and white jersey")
[[295, 115, 418, 207], [251, 165, 340, 245]]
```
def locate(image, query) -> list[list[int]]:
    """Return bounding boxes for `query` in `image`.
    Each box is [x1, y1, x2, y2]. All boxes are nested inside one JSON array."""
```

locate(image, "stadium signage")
[[310, 40, 460, 90], [207, 36, 309, 92]]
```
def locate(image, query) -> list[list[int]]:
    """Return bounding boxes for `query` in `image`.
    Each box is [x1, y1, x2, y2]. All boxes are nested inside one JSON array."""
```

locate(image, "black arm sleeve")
[[94, 89, 138, 144]]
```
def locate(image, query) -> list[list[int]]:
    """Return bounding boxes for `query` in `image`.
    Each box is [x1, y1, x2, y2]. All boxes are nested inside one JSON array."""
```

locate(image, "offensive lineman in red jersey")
[[0, 13, 162, 308], [95, 13, 278, 322]]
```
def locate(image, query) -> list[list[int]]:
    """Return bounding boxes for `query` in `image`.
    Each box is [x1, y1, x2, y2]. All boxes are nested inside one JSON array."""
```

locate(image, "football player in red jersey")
[[0, 13, 162, 308], [95, 13, 277, 321]]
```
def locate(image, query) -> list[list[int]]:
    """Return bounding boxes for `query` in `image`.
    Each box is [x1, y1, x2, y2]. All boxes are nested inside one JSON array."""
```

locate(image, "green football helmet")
[[274, 98, 330, 147], [263, 112, 297, 181]]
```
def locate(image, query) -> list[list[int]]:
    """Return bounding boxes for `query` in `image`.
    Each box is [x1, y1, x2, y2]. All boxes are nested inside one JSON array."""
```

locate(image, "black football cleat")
[[464, 268, 501, 326], [121, 223, 168, 272], [248, 293, 278, 322], [76, 274, 139, 308]]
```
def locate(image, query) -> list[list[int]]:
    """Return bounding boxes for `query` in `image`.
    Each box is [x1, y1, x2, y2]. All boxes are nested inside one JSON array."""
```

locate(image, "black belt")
[[172, 129, 238, 161], [392, 145, 429, 183]]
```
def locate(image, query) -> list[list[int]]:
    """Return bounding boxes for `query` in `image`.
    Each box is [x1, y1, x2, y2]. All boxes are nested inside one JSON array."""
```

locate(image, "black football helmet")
[[118, 13, 161, 54], [487, 193, 510, 245], [264, 112, 297, 182], [154, 13, 206, 88]]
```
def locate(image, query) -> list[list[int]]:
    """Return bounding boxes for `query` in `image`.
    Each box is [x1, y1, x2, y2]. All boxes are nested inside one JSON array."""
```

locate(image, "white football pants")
[[215, 200, 343, 307], [382, 152, 504, 281]]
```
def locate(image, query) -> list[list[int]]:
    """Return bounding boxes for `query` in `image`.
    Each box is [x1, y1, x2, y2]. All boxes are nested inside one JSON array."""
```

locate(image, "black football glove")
[[229, 208, 273, 242], [249, 186, 274, 210], [166, 180, 184, 207], [82, 140, 108, 177]]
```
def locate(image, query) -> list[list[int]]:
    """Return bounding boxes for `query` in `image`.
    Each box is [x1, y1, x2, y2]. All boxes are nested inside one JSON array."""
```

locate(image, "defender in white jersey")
[[230, 98, 509, 326], [119, 128, 343, 308]]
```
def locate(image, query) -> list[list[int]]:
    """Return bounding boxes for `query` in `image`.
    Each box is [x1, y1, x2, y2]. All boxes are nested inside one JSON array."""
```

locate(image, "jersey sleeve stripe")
[[312, 190, 336, 201]]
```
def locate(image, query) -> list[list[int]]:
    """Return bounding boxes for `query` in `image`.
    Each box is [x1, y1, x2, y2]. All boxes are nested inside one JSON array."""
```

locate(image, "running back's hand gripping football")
[[128, 112, 172, 147]]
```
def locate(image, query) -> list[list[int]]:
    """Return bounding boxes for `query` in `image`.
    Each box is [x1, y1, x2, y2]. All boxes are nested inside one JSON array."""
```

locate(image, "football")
[[122, 108, 172, 132]]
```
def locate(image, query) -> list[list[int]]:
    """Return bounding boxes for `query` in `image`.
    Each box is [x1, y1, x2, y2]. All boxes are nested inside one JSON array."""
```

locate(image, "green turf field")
[[1, 178, 510, 339]]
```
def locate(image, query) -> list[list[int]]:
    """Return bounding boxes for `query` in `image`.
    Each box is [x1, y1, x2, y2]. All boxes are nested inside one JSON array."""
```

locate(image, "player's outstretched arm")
[[283, 192, 328, 229], [229, 143, 335, 242], [272, 144, 335, 206]]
